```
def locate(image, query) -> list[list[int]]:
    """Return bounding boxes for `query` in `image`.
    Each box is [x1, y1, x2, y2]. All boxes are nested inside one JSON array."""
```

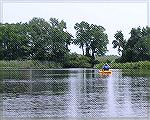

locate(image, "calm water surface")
[[0, 68, 149, 119]]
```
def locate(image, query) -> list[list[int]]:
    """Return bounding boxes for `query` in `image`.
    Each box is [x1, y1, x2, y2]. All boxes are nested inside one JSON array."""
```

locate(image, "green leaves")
[[73, 21, 108, 57], [73, 21, 109, 67], [114, 26, 150, 62], [112, 31, 126, 55], [0, 17, 73, 62], [27, 17, 72, 61]]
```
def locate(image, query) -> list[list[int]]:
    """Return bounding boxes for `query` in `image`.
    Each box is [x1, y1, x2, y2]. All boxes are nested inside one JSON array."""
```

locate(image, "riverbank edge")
[[0, 60, 93, 69], [96, 61, 150, 69], [1, 60, 150, 69], [0, 60, 64, 69]]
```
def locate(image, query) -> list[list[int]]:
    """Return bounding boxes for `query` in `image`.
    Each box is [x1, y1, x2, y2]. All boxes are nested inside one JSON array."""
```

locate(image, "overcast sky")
[[2, 2, 148, 55]]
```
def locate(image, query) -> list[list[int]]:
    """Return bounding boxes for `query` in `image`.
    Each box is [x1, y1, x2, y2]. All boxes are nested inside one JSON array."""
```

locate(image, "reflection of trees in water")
[[2, 69, 70, 80], [32, 81, 69, 95], [2, 70, 30, 80], [83, 70, 97, 79], [2, 70, 70, 95], [2, 70, 71, 118], [3, 80, 69, 95], [32, 69, 70, 79], [122, 69, 150, 77], [121, 70, 148, 116], [0, 70, 3, 93]]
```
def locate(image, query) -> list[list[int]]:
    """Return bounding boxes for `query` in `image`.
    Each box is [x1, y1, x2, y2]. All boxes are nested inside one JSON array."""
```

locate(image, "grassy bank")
[[96, 61, 150, 69], [1, 60, 150, 69], [0, 60, 63, 69]]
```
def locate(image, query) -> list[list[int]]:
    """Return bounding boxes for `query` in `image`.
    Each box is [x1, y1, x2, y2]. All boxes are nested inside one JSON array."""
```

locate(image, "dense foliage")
[[0, 18, 109, 68], [96, 61, 150, 70], [0, 18, 72, 62], [73, 21, 109, 67], [63, 53, 92, 68], [112, 26, 150, 62]]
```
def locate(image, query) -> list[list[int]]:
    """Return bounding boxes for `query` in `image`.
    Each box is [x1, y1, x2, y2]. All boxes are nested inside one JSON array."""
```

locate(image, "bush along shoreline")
[[1, 60, 150, 69], [0, 55, 93, 69], [0, 60, 63, 69], [96, 61, 150, 69]]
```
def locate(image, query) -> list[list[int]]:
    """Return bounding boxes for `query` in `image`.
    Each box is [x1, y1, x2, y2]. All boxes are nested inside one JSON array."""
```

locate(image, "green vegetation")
[[1, 17, 150, 68], [96, 55, 119, 63], [0, 53, 93, 69], [0, 18, 72, 62], [103, 26, 150, 70], [74, 21, 108, 67], [0, 60, 63, 69], [0, 18, 109, 68], [64, 53, 92, 68], [112, 27, 150, 62], [96, 61, 150, 69]]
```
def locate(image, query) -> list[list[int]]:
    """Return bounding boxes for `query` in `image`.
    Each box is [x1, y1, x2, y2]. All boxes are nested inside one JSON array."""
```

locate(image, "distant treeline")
[[0, 17, 108, 67], [0, 17, 150, 68], [112, 27, 150, 62]]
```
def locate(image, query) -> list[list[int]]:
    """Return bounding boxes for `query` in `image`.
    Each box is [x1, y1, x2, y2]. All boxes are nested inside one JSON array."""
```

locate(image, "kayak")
[[99, 70, 112, 74]]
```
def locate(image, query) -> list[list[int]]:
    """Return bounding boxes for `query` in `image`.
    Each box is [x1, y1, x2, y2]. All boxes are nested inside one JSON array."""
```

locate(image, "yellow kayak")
[[99, 70, 112, 74]]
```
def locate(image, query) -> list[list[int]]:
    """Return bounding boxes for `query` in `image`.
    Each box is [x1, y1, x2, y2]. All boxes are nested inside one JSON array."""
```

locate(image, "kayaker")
[[102, 63, 110, 71]]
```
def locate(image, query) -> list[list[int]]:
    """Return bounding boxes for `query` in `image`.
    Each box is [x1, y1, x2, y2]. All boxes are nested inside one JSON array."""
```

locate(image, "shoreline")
[[96, 61, 150, 69], [0, 60, 150, 69]]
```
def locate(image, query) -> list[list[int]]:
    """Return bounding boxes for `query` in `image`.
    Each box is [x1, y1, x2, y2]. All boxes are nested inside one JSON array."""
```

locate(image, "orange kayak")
[[99, 70, 112, 74]]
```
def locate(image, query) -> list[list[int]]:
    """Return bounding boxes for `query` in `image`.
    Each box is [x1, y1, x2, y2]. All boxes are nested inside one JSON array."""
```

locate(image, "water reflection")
[[0, 69, 149, 119], [111, 70, 148, 117]]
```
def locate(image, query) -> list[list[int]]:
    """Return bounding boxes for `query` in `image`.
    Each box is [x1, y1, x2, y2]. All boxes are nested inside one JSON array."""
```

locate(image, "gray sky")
[[2, 2, 148, 55]]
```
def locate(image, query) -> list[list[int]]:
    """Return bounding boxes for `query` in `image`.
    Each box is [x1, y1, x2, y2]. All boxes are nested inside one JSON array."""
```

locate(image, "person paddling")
[[102, 63, 110, 71]]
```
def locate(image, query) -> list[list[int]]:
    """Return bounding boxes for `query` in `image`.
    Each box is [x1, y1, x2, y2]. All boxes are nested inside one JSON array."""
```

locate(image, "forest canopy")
[[0, 17, 150, 68], [112, 26, 150, 62], [0, 17, 109, 67]]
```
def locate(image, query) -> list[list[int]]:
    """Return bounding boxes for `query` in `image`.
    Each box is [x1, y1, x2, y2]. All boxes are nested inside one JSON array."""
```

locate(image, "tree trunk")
[[82, 46, 84, 55], [85, 44, 90, 56], [91, 49, 95, 68]]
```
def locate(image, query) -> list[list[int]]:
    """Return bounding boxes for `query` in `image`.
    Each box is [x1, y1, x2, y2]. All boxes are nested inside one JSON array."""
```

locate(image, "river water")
[[0, 68, 149, 120]]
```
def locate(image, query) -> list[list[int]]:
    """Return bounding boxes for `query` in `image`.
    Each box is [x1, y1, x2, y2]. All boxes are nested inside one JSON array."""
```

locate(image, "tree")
[[0, 23, 30, 60], [74, 21, 109, 67], [27, 17, 73, 62], [124, 27, 150, 62], [112, 31, 126, 55], [90, 24, 108, 57], [0, 17, 73, 63], [48, 18, 73, 62], [115, 26, 150, 62], [74, 21, 90, 55], [28, 17, 51, 60]]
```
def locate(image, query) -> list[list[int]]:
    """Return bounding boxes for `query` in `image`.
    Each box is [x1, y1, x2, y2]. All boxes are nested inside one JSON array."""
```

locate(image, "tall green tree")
[[115, 26, 150, 62], [124, 27, 150, 62], [0, 17, 73, 62], [48, 18, 73, 62], [28, 17, 51, 60], [0, 23, 30, 60], [74, 21, 109, 67], [74, 21, 90, 55], [112, 31, 126, 55], [90, 24, 108, 57], [0, 23, 4, 59]]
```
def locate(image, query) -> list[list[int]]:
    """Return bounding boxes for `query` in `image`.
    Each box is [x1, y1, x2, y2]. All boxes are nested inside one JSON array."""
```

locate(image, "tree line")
[[0, 18, 73, 62], [112, 26, 150, 62], [0, 17, 108, 67], [0, 17, 150, 67]]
